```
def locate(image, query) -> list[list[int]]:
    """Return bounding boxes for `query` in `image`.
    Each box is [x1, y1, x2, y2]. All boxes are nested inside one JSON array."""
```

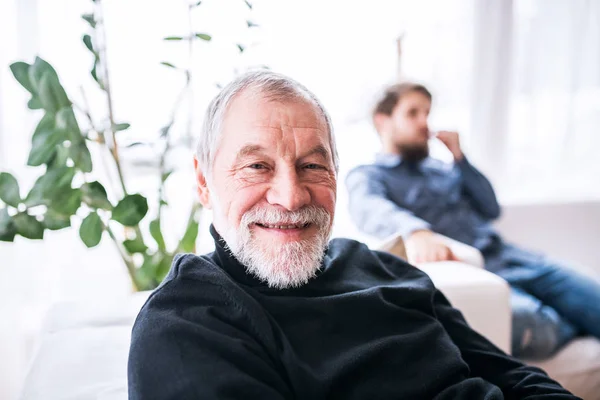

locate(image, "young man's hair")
[[373, 82, 432, 119]]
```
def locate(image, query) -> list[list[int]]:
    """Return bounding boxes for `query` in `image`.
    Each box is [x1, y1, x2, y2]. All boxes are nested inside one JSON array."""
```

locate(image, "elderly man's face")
[[195, 91, 337, 288]]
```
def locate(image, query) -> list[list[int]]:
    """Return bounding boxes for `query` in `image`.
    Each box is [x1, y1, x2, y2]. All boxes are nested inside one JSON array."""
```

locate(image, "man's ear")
[[373, 113, 391, 136], [193, 157, 212, 209]]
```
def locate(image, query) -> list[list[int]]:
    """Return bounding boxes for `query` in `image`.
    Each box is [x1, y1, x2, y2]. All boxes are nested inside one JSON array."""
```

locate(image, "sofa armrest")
[[419, 261, 512, 354], [376, 233, 485, 269]]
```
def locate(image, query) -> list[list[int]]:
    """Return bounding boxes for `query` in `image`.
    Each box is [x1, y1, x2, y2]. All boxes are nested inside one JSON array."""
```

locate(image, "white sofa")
[[18, 235, 599, 399], [379, 232, 600, 400]]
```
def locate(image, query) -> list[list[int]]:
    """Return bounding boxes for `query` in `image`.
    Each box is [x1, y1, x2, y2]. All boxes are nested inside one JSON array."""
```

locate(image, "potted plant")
[[0, 0, 258, 291]]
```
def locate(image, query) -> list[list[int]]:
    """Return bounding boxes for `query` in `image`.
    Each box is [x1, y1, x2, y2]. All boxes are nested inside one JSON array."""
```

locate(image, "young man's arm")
[[433, 289, 579, 399], [436, 130, 500, 220], [456, 157, 501, 220], [346, 167, 458, 263], [128, 278, 291, 400], [346, 166, 430, 240]]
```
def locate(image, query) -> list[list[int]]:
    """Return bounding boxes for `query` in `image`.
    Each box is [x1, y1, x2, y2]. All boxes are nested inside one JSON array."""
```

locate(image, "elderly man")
[[128, 71, 577, 399]]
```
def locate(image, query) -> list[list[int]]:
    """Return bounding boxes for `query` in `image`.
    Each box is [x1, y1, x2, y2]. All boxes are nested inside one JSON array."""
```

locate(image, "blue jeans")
[[496, 261, 600, 360]]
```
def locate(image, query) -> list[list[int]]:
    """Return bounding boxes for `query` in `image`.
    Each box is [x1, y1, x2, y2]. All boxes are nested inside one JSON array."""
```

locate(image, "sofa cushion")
[[20, 293, 150, 400], [20, 326, 132, 400], [526, 337, 600, 400]]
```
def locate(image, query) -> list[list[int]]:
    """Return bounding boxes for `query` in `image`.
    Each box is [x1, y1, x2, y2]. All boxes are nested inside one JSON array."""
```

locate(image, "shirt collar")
[[374, 153, 403, 168], [374, 153, 438, 171]]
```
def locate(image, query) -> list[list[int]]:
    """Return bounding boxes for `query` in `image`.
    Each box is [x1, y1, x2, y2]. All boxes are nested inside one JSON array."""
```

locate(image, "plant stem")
[[77, 86, 120, 196], [95, 0, 128, 198], [94, 0, 146, 281], [156, 2, 195, 221], [105, 221, 140, 291]]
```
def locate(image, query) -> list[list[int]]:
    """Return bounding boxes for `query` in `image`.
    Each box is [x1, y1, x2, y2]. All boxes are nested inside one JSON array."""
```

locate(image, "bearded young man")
[[345, 83, 600, 362], [128, 71, 577, 399]]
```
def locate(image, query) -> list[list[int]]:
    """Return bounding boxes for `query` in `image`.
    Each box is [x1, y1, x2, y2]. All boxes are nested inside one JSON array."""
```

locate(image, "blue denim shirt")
[[346, 154, 542, 271]]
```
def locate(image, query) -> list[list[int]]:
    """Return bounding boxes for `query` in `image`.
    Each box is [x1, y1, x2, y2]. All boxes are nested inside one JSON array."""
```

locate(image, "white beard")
[[215, 205, 332, 289]]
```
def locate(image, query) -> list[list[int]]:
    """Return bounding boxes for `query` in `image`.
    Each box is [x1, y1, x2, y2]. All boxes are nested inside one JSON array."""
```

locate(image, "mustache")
[[240, 205, 331, 227]]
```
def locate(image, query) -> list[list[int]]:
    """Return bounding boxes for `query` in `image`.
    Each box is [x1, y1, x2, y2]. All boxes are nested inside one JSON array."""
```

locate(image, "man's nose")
[[266, 169, 311, 211]]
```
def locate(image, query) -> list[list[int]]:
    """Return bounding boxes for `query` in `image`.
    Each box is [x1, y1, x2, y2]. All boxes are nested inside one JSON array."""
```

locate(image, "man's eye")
[[248, 163, 266, 170], [304, 164, 325, 170]]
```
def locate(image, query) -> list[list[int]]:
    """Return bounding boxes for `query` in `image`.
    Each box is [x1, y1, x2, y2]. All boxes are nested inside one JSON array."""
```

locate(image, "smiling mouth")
[[254, 222, 310, 230]]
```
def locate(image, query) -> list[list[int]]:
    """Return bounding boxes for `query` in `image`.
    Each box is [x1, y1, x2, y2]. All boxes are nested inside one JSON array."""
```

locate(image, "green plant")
[[0, 0, 256, 291]]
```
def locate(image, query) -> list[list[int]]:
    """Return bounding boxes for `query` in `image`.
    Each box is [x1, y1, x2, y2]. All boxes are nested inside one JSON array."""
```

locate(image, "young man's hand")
[[436, 131, 464, 161], [406, 230, 457, 264]]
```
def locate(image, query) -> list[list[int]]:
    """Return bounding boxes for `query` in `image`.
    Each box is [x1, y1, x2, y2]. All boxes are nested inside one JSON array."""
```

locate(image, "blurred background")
[[1, 0, 600, 398]]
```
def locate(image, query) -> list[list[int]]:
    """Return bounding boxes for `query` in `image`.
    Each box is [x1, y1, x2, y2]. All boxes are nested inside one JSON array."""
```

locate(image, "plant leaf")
[[244, 0, 253, 9], [70, 142, 93, 173], [13, 213, 44, 239], [38, 72, 70, 113], [81, 181, 112, 210], [48, 145, 71, 169], [35, 112, 56, 135], [79, 211, 103, 247], [37, 72, 60, 113], [82, 34, 94, 53], [236, 43, 245, 53], [192, 0, 202, 7], [25, 166, 75, 207], [160, 61, 177, 69], [28, 128, 64, 167], [27, 97, 43, 109], [135, 254, 158, 290], [50, 187, 82, 216], [0, 172, 21, 207], [43, 209, 71, 230], [126, 141, 147, 148], [156, 252, 173, 282], [149, 218, 166, 251], [195, 33, 212, 41], [163, 36, 184, 41], [111, 194, 148, 226], [140, 251, 172, 286], [55, 107, 82, 141], [81, 13, 96, 28], [160, 123, 172, 138], [179, 217, 199, 253], [10, 62, 35, 94], [28, 57, 59, 93], [91, 62, 100, 85], [113, 122, 130, 132], [123, 236, 148, 254], [246, 20, 259, 28], [0, 208, 17, 241], [161, 170, 173, 183], [29, 111, 70, 167]]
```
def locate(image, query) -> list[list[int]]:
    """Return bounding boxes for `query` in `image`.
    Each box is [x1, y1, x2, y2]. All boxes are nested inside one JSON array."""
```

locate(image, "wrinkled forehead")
[[220, 90, 331, 152]]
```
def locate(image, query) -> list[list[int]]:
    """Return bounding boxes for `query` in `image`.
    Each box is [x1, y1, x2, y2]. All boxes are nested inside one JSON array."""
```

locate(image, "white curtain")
[[505, 0, 600, 202], [468, 0, 600, 202]]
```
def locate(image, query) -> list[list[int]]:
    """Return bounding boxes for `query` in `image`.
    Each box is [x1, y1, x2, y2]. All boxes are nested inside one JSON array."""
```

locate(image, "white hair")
[[196, 70, 339, 179]]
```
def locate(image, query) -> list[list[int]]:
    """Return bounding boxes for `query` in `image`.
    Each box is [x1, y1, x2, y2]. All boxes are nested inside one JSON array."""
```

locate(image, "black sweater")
[[128, 227, 577, 399]]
